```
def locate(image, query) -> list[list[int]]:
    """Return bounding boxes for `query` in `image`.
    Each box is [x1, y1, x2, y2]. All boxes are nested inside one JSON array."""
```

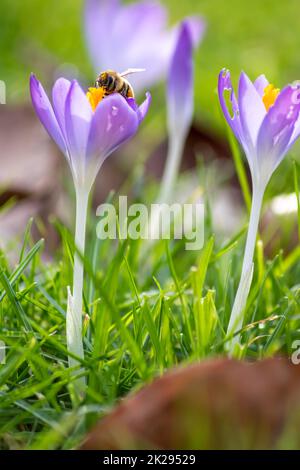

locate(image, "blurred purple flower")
[[158, 22, 194, 204], [30, 74, 151, 191], [84, 0, 205, 93], [167, 21, 194, 141], [218, 69, 300, 344]]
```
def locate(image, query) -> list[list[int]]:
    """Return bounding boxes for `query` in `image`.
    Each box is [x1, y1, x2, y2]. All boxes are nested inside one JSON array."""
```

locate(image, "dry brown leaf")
[[81, 358, 300, 450]]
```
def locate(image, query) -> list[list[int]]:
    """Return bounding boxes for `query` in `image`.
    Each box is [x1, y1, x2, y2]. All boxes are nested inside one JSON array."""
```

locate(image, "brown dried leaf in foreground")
[[81, 358, 300, 450]]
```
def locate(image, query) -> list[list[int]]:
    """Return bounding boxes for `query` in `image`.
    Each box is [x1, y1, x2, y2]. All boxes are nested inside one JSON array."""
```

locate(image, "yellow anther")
[[86, 86, 105, 111], [262, 84, 280, 111]]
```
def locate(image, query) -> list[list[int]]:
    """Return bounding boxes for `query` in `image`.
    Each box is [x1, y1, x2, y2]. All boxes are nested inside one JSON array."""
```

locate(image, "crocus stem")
[[227, 184, 265, 341], [66, 186, 88, 372], [158, 132, 185, 204]]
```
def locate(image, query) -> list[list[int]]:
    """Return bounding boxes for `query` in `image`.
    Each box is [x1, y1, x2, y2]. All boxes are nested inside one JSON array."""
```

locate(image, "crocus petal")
[[184, 16, 206, 47], [218, 69, 244, 146], [112, 0, 167, 54], [52, 77, 72, 142], [288, 116, 300, 149], [253, 74, 269, 97], [238, 72, 266, 159], [137, 92, 152, 123], [65, 81, 93, 179], [86, 93, 139, 184], [287, 86, 300, 148], [167, 22, 193, 138], [30, 74, 67, 155], [84, 0, 119, 73], [126, 92, 152, 123], [65, 81, 93, 150], [256, 84, 300, 180], [111, 1, 168, 91]]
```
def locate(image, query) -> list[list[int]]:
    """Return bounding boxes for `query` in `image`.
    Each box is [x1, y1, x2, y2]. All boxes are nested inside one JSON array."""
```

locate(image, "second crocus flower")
[[158, 21, 195, 204], [218, 69, 300, 348]]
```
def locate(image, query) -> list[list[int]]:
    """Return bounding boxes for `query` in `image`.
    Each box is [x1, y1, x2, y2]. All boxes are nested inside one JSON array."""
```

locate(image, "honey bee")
[[95, 68, 145, 99]]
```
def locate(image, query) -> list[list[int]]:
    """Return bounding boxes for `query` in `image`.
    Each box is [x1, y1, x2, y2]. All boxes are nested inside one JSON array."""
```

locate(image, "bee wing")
[[120, 68, 146, 77]]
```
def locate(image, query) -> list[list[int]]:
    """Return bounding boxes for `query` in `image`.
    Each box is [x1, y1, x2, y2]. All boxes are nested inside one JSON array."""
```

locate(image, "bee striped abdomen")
[[119, 82, 130, 97]]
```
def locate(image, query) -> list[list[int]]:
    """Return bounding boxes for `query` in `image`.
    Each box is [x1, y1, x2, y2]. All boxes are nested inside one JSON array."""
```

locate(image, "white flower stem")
[[66, 186, 88, 376], [227, 184, 265, 342], [158, 132, 185, 204]]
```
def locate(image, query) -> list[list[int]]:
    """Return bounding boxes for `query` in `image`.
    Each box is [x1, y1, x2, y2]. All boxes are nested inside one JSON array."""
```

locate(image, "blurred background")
[[2, 0, 300, 124], [0, 0, 299, 256]]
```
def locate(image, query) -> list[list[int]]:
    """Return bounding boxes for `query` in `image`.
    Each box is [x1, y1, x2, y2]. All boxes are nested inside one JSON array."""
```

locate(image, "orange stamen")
[[262, 84, 280, 111], [86, 86, 105, 111]]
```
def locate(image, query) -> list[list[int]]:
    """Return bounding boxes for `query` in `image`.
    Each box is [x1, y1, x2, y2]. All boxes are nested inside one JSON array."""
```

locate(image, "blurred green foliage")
[[1, 0, 300, 135]]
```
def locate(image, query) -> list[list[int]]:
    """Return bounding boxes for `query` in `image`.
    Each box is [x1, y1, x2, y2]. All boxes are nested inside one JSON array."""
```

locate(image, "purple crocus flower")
[[30, 74, 151, 381], [218, 69, 300, 346], [167, 22, 194, 143], [219, 70, 300, 189], [30, 74, 151, 191], [158, 21, 194, 204], [148, 22, 195, 241], [84, 0, 205, 93]]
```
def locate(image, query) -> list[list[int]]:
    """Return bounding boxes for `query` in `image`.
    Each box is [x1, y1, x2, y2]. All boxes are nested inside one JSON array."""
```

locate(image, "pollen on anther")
[[86, 86, 106, 111], [262, 84, 280, 111]]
